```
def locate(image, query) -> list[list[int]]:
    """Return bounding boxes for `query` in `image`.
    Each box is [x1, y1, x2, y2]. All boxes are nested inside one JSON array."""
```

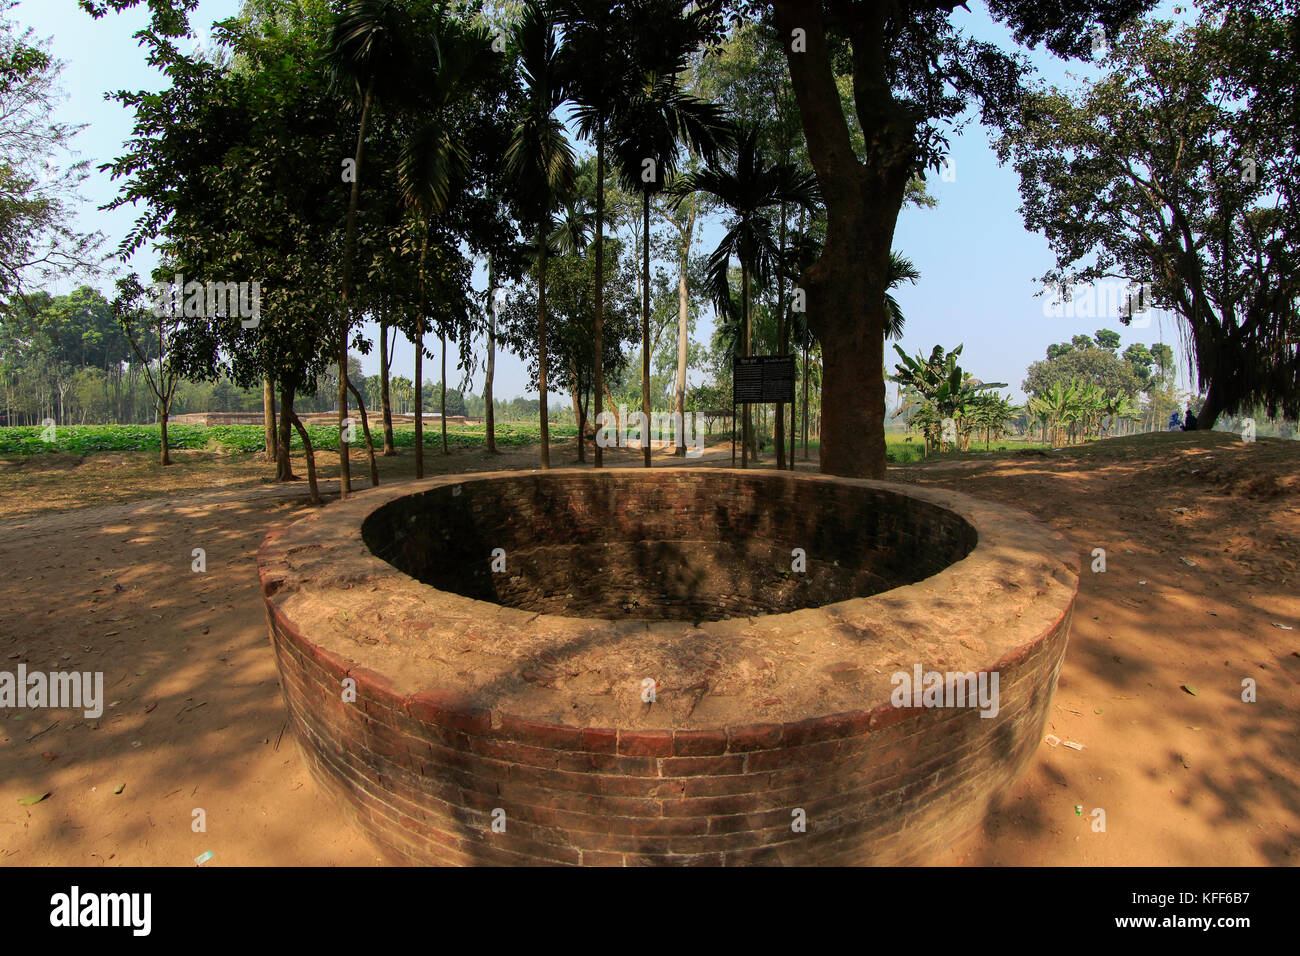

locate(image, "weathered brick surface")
[[259, 469, 1078, 866]]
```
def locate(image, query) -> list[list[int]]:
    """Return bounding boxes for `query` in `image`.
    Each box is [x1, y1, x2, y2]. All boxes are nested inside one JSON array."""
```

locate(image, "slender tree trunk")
[[379, 304, 396, 455], [440, 331, 448, 454], [485, 250, 498, 454], [262, 375, 276, 463], [802, 340, 810, 459], [159, 400, 171, 466], [415, 232, 428, 479], [414, 326, 424, 478], [276, 387, 296, 482], [287, 408, 322, 506], [338, 83, 373, 499], [673, 194, 696, 457], [593, 122, 606, 469], [775, 201, 788, 470], [346, 376, 378, 487], [642, 191, 652, 468], [603, 383, 620, 449], [538, 229, 551, 470], [570, 362, 585, 463], [742, 265, 756, 466]]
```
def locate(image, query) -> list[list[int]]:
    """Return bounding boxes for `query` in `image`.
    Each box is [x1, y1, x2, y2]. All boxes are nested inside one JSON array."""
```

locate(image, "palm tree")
[[552, 0, 628, 469], [676, 124, 818, 466], [504, 1, 575, 470], [611, 70, 730, 467], [327, 0, 412, 498], [396, 18, 492, 475], [884, 251, 920, 340]]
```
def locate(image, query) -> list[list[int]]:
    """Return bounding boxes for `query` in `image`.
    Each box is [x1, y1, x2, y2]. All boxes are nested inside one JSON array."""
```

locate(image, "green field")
[[0, 421, 1056, 463], [0, 422, 580, 456]]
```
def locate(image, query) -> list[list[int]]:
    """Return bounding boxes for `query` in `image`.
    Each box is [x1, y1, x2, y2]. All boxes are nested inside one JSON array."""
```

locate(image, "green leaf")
[[18, 792, 49, 806]]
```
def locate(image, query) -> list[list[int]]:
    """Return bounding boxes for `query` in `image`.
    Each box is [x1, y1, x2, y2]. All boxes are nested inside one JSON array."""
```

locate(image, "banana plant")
[[891, 343, 1006, 451]]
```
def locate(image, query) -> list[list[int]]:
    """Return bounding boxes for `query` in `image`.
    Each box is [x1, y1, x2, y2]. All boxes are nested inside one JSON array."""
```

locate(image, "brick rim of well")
[[258, 467, 1080, 736]]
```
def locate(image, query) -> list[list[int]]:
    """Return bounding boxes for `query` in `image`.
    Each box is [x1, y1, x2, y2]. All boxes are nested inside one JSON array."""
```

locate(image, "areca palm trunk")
[[414, 232, 427, 479], [379, 302, 395, 456], [642, 190, 651, 468], [538, 223, 551, 470], [673, 194, 695, 458], [338, 80, 373, 500], [593, 123, 605, 469], [440, 330, 448, 454], [775, 202, 788, 470], [802, 340, 810, 459], [741, 264, 754, 467], [485, 250, 497, 454]]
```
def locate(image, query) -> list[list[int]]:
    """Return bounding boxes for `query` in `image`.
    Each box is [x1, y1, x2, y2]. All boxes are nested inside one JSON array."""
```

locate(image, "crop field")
[[0, 421, 581, 456]]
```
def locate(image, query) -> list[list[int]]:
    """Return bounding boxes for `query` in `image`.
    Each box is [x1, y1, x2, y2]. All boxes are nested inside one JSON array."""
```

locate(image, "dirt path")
[[901, 433, 1300, 865], [0, 432, 1295, 865]]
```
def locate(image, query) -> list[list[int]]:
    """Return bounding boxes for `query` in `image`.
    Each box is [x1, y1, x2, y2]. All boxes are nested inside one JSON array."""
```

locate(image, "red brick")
[[618, 730, 673, 757], [672, 729, 728, 756], [726, 723, 783, 752]]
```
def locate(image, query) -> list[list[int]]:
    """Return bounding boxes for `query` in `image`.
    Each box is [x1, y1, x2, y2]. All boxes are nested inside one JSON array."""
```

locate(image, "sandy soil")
[[0, 431, 1295, 865]]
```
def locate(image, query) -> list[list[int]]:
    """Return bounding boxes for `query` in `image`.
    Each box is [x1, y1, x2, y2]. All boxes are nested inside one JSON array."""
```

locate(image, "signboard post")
[[732, 356, 797, 468]]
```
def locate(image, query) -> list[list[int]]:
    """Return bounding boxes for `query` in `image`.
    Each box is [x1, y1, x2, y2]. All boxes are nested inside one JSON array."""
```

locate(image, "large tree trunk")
[[641, 191, 652, 468], [262, 375, 276, 463], [774, 0, 910, 479], [1196, 376, 1225, 430], [338, 83, 373, 500], [379, 307, 396, 456], [593, 123, 606, 469]]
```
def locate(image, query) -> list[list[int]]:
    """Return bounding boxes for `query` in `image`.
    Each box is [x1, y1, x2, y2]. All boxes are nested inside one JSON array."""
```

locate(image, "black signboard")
[[733, 356, 795, 404]]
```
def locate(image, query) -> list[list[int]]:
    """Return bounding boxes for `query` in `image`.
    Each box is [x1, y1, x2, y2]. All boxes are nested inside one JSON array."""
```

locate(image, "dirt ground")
[[0, 431, 1295, 865]]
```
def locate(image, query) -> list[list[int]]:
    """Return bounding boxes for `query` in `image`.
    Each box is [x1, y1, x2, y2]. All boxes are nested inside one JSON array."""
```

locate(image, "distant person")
[[1183, 406, 1198, 431], [1168, 411, 1182, 431]]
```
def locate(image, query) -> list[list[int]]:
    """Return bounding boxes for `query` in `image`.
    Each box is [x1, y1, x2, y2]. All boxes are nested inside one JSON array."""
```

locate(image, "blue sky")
[[12, 0, 1196, 404]]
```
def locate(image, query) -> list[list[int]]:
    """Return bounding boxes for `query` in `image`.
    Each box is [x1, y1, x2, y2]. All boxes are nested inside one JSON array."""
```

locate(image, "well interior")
[[361, 472, 977, 621]]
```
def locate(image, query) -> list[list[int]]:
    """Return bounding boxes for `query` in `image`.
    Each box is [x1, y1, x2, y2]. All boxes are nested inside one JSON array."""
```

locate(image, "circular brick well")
[[258, 469, 1078, 866]]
